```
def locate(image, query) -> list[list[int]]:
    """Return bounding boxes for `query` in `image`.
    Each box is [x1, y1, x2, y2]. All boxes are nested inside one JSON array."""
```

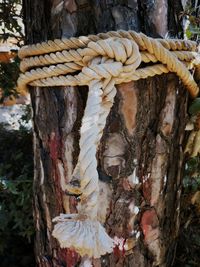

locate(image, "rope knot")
[[79, 38, 141, 84]]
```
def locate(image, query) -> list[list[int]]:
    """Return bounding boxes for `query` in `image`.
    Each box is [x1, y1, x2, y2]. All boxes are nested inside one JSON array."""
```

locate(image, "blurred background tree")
[[0, 1, 34, 267]]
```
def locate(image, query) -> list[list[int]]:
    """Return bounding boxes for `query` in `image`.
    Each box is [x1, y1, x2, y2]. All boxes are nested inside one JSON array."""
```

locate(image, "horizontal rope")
[[18, 30, 197, 59], [18, 32, 200, 98]]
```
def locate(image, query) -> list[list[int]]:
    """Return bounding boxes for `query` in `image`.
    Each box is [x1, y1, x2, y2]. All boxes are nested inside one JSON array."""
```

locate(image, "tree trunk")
[[23, 0, 188, 266]]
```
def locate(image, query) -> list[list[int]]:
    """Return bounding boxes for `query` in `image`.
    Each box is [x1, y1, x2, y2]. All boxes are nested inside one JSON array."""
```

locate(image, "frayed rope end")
[[52, 214, 114, 258]]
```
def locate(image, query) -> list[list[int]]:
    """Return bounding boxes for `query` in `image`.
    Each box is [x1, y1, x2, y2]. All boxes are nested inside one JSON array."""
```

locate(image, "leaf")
[[186, 28, 193, 39], [5, 180, 19, 194], [189, 98, 200, 115], [189, 24, 200, 34]]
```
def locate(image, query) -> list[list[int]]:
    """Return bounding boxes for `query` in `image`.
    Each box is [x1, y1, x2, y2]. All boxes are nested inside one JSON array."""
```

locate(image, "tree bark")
[[23, 0, 188, 266]]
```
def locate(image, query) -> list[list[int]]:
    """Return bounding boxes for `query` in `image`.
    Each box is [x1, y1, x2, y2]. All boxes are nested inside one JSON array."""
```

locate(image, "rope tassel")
[[17, 30, 200, 258], [52, 216, 114, 258]]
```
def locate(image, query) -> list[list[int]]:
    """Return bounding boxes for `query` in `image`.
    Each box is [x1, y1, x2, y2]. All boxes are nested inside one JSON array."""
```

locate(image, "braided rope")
[[18, 34, 200, 98], [18, 30, 200, 258], [18, 30, 197, 59]]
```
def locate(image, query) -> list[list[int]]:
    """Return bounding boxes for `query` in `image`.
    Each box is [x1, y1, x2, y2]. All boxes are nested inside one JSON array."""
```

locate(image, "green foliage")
[[189, 98, 200, 115], [183, 157, 200, 192], [0, 0, 23, 98], [0, 2, 34, 265], [175, 217, 200, 267], [180, 3, 200, 41], [0, 123, 34, 266], [186, 24, 200, 39], [175, 156, 200, 267], [0, 0, 23, 41], [174, 4, 200, 266], [0, 57, 20, 100]]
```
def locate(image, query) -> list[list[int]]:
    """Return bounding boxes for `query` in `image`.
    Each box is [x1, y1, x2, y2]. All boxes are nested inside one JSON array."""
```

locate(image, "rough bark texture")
[[23, 0, 188, 266]]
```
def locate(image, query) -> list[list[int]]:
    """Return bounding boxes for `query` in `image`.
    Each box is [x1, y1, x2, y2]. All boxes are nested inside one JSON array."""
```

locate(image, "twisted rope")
[[18, 30, 200, 258]]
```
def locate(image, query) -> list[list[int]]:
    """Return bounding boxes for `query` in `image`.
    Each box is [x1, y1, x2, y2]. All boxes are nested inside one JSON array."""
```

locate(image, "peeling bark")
[[23, 0, 188, 266]]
